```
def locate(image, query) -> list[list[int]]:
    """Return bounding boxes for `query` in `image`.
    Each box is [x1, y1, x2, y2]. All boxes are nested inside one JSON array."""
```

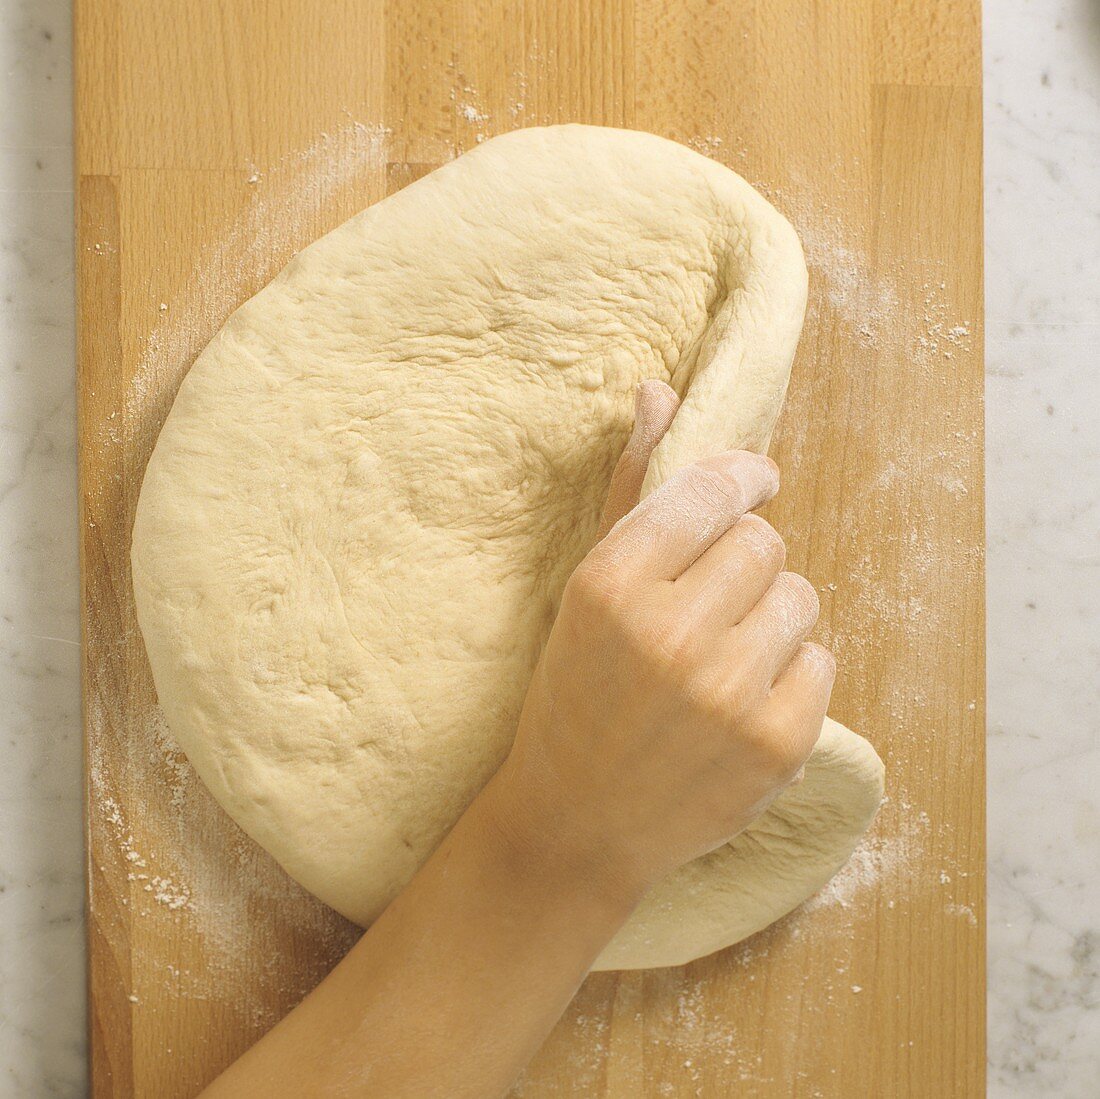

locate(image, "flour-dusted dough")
[[132, 125, 884, 970]]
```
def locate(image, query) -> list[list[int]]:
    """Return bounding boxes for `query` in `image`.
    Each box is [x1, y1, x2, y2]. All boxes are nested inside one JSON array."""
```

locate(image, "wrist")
[[469, 766, 649, 926]]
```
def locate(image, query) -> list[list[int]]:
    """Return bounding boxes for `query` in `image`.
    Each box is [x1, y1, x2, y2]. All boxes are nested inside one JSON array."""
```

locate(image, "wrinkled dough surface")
[[132, 125, 883, 970]]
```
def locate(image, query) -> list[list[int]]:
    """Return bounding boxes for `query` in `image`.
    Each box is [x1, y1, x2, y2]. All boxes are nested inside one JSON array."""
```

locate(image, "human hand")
[[486, 380, 835, 899]]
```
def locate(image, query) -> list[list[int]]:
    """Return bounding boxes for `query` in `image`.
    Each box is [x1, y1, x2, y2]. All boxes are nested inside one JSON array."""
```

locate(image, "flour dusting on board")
[[121, 120, 392, 444], [748, 167, 981, 886], [801, 813, 919, 913], [800, 215, 901, 343], [687, 134, 725, 157], [448, 69, 493, 140], [90, 699, 359, 1027]]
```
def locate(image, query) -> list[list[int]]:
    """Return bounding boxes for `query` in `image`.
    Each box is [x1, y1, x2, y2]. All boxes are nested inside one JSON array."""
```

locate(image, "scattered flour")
[[801, 820, 914, 912], [118, 119, 393, 448], [946, 902, 979, 926], [508, 70, 528, 118], [148, 875, 191, 911], [97, 793, 191, 915], [915, 282, 972, 362], [459, 102, 487, 124], [806, 226, 900, 340], [687, 134, 724, 156], [148, 706, 192, 811], [450, 73, 491, 137], [91, 703, 360, 1030]]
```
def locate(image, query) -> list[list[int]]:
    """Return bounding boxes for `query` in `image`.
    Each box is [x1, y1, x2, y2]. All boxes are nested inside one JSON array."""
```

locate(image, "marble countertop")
[[1, 0, 1096, 1094], [985, 2, 1100, 1093]]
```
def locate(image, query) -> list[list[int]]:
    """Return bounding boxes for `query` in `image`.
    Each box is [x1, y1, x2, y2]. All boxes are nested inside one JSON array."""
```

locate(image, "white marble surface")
[[985, 1, 1100, 1094], [0, 1, 85, 1096], [0, 0, 1097, 1094]]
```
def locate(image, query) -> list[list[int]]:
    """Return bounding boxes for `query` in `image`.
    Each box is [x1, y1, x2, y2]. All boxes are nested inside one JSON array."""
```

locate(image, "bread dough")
[[132, 125, 884, 970]]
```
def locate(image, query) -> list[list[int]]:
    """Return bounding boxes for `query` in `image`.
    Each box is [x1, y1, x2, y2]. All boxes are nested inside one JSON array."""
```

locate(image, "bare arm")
[[201, 381, 833, 1098]]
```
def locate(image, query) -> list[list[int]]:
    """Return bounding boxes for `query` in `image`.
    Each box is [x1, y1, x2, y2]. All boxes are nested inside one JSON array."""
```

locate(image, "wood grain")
[[76, 1, 985, 1095]]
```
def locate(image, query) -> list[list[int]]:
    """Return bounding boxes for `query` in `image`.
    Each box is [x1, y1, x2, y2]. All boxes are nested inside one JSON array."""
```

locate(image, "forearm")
[[202, 774, 642, 1099]]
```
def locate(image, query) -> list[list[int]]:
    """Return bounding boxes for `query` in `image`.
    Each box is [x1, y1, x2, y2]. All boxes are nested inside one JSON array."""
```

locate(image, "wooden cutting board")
[[76, 2, 984, 1095]]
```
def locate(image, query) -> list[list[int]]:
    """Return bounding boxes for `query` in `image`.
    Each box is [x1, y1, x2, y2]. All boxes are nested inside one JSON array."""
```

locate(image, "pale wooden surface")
[[76, 2, 985, 1095]]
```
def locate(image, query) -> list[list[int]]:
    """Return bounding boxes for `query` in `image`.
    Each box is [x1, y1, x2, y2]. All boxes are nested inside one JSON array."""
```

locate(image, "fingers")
[[729, 572, 821, 692], [674, 513, 786, 628], [596, 381, 680, 541], [771, 639, 835, 687], [595, 449, 780, 581], [760, 642, 835, 765]]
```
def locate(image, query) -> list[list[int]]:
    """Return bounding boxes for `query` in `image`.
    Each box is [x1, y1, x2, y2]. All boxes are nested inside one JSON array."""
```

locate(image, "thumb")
[[595, 380, 680, 540]]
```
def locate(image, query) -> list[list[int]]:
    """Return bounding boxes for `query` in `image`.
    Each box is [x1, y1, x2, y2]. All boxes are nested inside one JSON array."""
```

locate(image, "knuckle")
[[684, 667, 759, 734], [680, 668, 728, 718], [752, 711, 813, 777], [631, 612, 698, 672], [776, 571, 820, 626], [679, 465, 746, 517], [566, 575, 697, 674], [717, 667, 759, 718], [738, 514, 786, 569], [564, 559, 624, 616], [800, 641, 836, 680]]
